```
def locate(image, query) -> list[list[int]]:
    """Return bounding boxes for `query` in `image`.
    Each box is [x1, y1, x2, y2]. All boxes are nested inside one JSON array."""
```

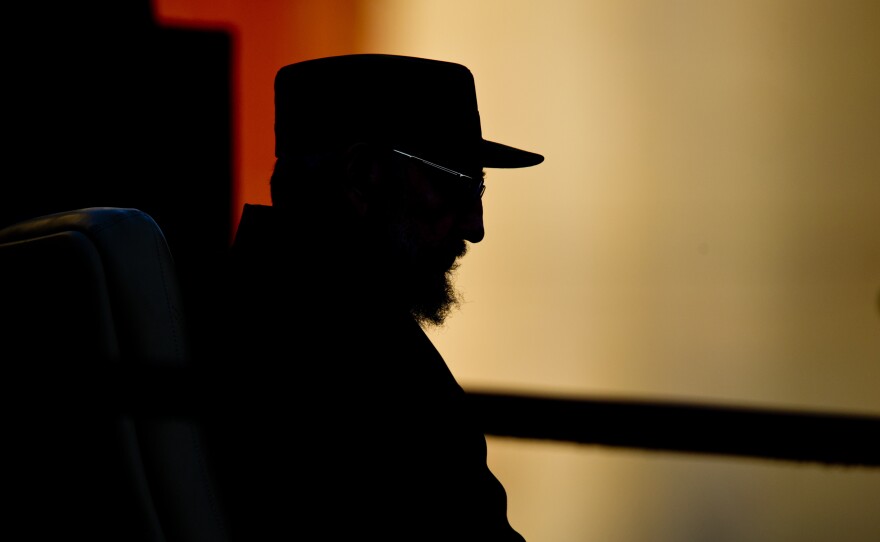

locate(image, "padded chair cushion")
[[0, 207, 229, 542], [0, 207, 187, 364]]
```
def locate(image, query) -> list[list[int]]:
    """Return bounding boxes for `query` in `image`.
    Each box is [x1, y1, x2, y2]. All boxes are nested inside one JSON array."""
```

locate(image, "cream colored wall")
[[360, 1, 880, 541]]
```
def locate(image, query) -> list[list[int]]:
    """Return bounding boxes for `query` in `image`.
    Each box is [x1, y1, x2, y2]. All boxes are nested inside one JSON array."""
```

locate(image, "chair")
[[0, 207, 229, 541]]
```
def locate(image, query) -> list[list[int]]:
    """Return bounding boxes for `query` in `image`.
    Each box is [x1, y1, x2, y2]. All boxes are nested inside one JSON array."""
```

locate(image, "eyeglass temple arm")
[[391, 149, 474, 179]]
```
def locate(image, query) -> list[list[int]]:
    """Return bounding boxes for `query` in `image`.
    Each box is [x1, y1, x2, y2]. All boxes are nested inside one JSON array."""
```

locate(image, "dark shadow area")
[[2, 3, 232, 540], [1, 207, 232, 541], [3, 1, 232, 335]]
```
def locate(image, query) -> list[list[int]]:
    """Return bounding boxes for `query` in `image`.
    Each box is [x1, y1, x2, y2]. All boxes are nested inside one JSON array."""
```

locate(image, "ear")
[[343, 143, 381, 217]]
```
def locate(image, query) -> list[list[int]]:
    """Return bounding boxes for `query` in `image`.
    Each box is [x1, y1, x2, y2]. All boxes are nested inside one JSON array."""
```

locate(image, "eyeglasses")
[[392, 149, 486, 200]]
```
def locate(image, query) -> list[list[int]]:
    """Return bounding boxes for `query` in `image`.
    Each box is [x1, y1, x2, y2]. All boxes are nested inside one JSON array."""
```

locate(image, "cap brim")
[[481, 139, 544, 168]]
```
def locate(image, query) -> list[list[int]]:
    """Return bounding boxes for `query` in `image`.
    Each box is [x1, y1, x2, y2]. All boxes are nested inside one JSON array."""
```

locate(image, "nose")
[[458, 197, 485, 243]]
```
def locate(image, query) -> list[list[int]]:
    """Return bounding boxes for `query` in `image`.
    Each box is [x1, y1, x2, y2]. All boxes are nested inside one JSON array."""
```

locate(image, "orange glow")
[[152, 0, 361, 236]]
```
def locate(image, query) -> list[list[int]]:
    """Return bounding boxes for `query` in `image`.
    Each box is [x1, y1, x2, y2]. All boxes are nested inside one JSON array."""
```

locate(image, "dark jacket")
[[201, 204, 524, 541]]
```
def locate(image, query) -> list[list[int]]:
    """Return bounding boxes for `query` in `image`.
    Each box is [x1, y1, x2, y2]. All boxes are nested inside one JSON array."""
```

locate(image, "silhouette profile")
[[203, 54, 543, 540]]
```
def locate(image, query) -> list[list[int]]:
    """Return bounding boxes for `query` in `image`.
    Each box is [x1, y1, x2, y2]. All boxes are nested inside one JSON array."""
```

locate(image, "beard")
[[392, 219, 468, 328], [406, 240, 467, 328], [365, 207, 468, 328]]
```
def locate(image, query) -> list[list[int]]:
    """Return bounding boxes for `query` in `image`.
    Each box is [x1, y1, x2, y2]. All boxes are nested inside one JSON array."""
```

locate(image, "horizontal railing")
[[466, 390, 880, 467], [15, 366, 880, 467]]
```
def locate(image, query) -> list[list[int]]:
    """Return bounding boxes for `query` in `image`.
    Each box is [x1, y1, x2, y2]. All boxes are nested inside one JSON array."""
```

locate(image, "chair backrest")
[[0, 207, 229, 542]]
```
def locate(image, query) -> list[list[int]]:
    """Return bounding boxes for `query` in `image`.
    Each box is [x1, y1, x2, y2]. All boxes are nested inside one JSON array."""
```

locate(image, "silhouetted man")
[[207, 54, 543, 541]]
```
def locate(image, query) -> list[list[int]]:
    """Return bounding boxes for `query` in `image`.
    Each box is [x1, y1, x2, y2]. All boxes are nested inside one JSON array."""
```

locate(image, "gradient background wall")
[[156, 1, 880, 540]]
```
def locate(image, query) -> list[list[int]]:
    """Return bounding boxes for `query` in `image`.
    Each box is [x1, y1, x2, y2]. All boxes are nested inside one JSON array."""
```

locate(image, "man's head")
[[270, 54, 543, 325], [359, 144, 486, 326]]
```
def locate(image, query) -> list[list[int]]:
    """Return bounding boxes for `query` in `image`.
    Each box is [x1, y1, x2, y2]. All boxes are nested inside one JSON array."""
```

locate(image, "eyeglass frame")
[[391, 149, 486, 200]]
